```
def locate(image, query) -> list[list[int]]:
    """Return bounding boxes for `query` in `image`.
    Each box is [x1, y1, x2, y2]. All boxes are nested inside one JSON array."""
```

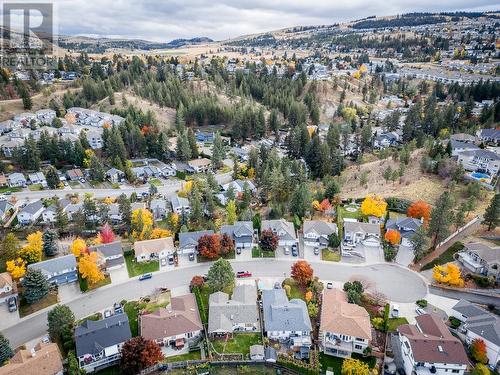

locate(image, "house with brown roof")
[[134, 237, 175, 263], [140, 294, 203, 351], [0, 272, 17, 305], [398, 314, 469, 375], [0, 342, 63, 375], [319, 288, 372, 358], [188, 158, 212, 173]]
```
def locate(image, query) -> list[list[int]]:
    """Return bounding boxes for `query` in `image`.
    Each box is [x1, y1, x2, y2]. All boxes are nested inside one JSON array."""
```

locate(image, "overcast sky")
[[33, 0, 500, 42]]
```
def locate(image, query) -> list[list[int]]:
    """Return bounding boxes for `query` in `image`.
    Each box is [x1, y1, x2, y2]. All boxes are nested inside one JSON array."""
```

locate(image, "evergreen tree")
[[42, 230, 58, 257], [428, 192, 454, 248], [0, 233, 20, 271], [187, 128, 199, 158], [289, 183, 312, 219], [483, 193, 500, 231], [45, 166, 60, 189], [0, 333, 13, 365], [175, 130, 191, 161], [211, 132, 225, 169], [55, 199, 69, 233], [21, 89, 32, 110], [22, 269, 50, 304]]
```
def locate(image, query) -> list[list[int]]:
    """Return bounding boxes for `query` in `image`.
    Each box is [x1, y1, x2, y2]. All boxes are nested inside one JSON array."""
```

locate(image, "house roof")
[[303, 220, 337, 237], [452, 300, 500, 346], [140, 294, 202, 341], [450, 139, 479, 151], [179, 230, 214, 249], [208, 285, 259, 334], [220, 221, 253, 240], [459, 149, 500, 161], [171, 195, 190, 210], [20, 200, 44, 215], [261, 219, 297, 241], [28, 254, 77, 277], [134, 237, 174, 258], [398, 314, 468, 365], [89, 241, 123, 258], [320, 288, 372, 340], [75, 314, 132, 357], [479, 128, 500, 140], [0, 272, 13, 289], [386, 217, 422, 233], [0, 200, 13, 214], [188, 158, 211, 167], [343, 220, 380, 236], [452, 299, 488, 319], [262, 289, 312, 333], [450, 133, 476, 143], [0, 342, 63, 375], [462, 242, 500, 263]]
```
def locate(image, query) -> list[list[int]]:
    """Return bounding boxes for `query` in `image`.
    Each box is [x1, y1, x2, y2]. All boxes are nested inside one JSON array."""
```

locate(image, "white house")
[[134, 237, 175, 263], [17, 200, 44, 225], [7, 172, 27, 188], [456, 149, 500, 175], [303, 220, 338, 247], [170, 195, 191, 215], [261, 219, 297, 247], [343, 219, 380, 248]]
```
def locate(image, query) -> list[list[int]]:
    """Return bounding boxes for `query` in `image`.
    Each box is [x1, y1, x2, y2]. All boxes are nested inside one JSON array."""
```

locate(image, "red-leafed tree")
[[98, 223, 115, 244], [319, 199, 332, 212], [198, 234, 221, 259], [219, 233, 235, 256], [291, 260, 314, 287], [407, 200, 431, 224], [259, 229, 278, 252], [470, 338, 488, 364], [120, 337, 163, 375], [190, 275, 205, 288], [384, 229, 401, 245]]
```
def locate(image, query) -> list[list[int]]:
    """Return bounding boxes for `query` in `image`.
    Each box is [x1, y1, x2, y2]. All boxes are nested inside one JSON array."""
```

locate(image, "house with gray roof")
[[450, 139, 480, 157], [150, 198, 168, 220], [303, 220, 338, 247], [222, 179, 257, 195], [105, 168, 125, 183], [456, 148, 500, 176], [17, 200, 44, 225], [208, 284, 259, 337], [7, 172, 26, 188], [28, 254, 77, 285], [477, 128, 500, 145], [451, 300, 500, 371], [89, 241, 124, 270], [456, 242, 500, 281], [262, 288, 312, 358], [27, 172, 47, 188], [342, 218, 381, 250], [75, 313, 132, 373], [261, 219, 297, 247], [178, 230, 214, 255], [220, 221, 255, 250], [42, 198, 71, 223], [386, 216, 423, 248], [170, 195, 191, 215], [0, 200, 14, 222]]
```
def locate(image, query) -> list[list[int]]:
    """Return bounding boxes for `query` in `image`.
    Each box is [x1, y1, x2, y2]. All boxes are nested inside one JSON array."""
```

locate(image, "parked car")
[[415, 307, 426, 316], [291, 247, 298, 257], [236, 271, 252, 278], [189, 253, 195, 261], [104, 309, 112, 318], [168, 255, 174, 265], [236, 247, 242, 255], [326, 282, 333, 289], [391, 304, 400, 318], [139, 273, 153, 281], [0, 195, 6, 201], [113, 303, 123, 314], [79, 178, 86, 183], [274, 282, 281, 289], [314, 247, 320, 255], [284, 247, 290, 255], [160, 258, 167, 266], [7, 297, 17, 312]]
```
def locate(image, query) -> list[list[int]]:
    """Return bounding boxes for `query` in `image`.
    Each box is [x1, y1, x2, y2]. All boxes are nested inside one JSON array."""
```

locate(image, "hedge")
[[386, 197, 412, 213]]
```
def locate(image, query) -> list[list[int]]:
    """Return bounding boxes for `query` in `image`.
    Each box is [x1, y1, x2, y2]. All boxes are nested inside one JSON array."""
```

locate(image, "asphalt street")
[[2, 260, 427, 348]]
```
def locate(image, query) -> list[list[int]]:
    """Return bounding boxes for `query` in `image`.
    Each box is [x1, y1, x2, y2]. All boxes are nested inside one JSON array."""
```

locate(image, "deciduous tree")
[[150, 228, 172, 239], [361, 194, 387, 218], [472, 364, 490, 375], [6, 257, 26, 279], [470, 338, 488, 364], [70, 237, 87, 258], [120, 337, 163, 375], [97, 223, 115, 244], [407, 200, 431, 224], [342, 358, 369, 375], [19, 231, 43, 264], [226, 200, 237, 225], [384, 229, 401, 245], [259, 229, 278, 252], [78, 252, 105, 285], [198, 234, 221, 259], [190, 275, 205, 288], [433, 263, 464, 287], [291, 260, 313, 287], [22, 268, 49, 304], [131, 208, 154, 240], [219, 233, 234, 256], [0, 233, 20, 271]]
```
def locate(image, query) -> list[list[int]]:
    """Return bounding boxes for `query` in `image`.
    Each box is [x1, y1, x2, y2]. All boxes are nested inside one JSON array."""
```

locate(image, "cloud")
[[49, 0, 499, 42]]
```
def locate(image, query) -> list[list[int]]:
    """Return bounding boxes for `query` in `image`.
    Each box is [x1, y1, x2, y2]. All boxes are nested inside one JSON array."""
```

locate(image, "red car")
[[236, 271, 252, 278]]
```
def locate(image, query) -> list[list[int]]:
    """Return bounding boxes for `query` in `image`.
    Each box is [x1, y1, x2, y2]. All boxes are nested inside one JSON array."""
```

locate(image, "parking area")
[[303, 243, 322, 261], [108, 266, 129, 284], [341, 243, 384, 264], [58, 282, 82, 303], [0, 304, 20, 330], [274, 244, 300, 260], [396, 245, 414, 267], [235, 248, 253, 261]]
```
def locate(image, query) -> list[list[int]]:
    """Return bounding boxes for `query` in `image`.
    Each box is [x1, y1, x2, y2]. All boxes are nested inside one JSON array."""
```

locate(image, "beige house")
[[188, 158, 212, 173], [134, 237, 175, 263], [319, 288, 372, 358], [0, 342, 63, 375]]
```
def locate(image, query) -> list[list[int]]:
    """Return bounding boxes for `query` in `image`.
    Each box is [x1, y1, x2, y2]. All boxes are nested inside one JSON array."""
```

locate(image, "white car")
[[415, 307, 426, 316], [326, 282, 333, 289]]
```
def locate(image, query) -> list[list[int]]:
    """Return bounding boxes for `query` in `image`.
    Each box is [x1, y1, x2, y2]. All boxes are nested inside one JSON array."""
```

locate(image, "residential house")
[[178, 230, 214, 255], [0, 342, 63, 375], [342, 219, 381, 248], [222, 179, 257, 196], [170, 195, 191, 215], [450, 133, 476, 143], [140, 294, 203, 349], [134, 237, 175, 263], [89, 241, 124, 270], [456, 149, 500, 175], [107, 204, 123, 225], [7, 172, 26, 187], [451, 300, 499, 370], [105, 168, 125, 183], [262, 288, 312, 359], [75, 314, 132, 373], [0, 174, 7, 187], [0, 272, 17, 305], [303, 220, 338, 247], [65, 202, 84, 221], [319, 288, 372, 358], [261, 219, 297, 247], [385, 217, 423, 248], [208, 284, 259, 336], [42, 199, 70, 224], [195, 131, 215, 143], [150, 198, 168, 220], [477, 128, 500, 145], [35, 109, 57, 125], [374, 132, 399, 149], [0, 200, 14, 222], [86, 130, 104, 149], [450, 140, 480, 157], [27, 172, 47, 188], [66, 169, 84, 181], [398, 314, 468, 375], [27, 254, 78, 285], [17, 200, 44, 225], [220, 221, 255, 250], [188, 158, 212, 173], [456, 242, 500, 281]]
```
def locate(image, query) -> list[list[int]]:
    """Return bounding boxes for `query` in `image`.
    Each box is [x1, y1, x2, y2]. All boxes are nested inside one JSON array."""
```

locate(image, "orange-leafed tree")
[[6, 257, 26, 279], [360, 194, 387, 218], [219, 233, 234, 256], [305, 290, 313, 302], [78, 252, 104, 285], [433, 264, 464, 287], [120, 337, 163, 375], [470, 338, 488, 364], [384, 229, 401, 245], [291, 260, 314, 287], [71, 237, 87, 258], [407, 200, 431, 224], [319, 199, 332, 212], [197, 234, 221, 259]]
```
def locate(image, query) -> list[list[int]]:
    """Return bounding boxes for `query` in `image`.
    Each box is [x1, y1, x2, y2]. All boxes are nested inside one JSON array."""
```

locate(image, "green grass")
[[421, 242, 464, 271], [210, 333, 261, 356], [322, 248, 341, 262], [387, 317, 409, 332], [337, 205, 363, 238], [283, 278, 306, 301], [28, 184, 43, 191], [77, 312, 102, 325], [164, 350, 201, 362], [79, 274, 111, 292], [19, 291, 58, 318], [124, 292, 171, 336], [197, 250, 235, 263], [319, 352, 376, 374], [124, 252, 159, 277], [193, 284, 210, 325], [252, 247, 276, 258], [149, 178, 163, 187], [0, 186, 21, 193]]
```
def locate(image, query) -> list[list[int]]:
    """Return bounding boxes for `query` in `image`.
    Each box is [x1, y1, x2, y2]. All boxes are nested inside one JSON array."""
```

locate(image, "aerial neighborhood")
[[0, 6, 498, 375]]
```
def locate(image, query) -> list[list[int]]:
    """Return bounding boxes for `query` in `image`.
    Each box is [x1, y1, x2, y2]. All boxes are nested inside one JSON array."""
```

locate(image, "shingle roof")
[[0, 342, 63, 375], [28, 254, 77, 277], [20, 200, 44, 215], [262, 289, 312, 332], [179, 230, 214, 249], [75, 314, 132, 357], [452, 300, 500, 346], [303, 220, 337, 237], [463, 242, 500, 263], [89, 241, 123, 258], [343, 220, 380, 236], [134, 237, 174, 258], [220, 221, 253, 241], [452, 299, 489, 319], [261, 219, 297, 241], [171, 195, 190, 210]]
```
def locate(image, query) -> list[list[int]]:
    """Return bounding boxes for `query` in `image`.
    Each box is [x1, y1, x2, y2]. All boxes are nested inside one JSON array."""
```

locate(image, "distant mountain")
[[165, 37, 214, 48]]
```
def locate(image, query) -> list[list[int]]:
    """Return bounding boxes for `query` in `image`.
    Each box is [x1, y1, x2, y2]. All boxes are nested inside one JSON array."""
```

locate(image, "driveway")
[[396, 245, 414, 267], [303, 244, 321, 261], [58, 283, 82, 303], [108, 267, 129, 284], [0, 304, 20, 331], [235, 248, 253, 261]]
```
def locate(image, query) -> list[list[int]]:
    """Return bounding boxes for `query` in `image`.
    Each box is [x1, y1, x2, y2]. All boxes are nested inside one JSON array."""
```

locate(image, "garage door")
[[362, 237, 380, 247]]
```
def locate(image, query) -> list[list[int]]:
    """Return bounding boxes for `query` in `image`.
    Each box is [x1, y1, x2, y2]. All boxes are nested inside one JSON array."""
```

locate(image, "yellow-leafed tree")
[[226, 200, 237, 225], [342, 358, 369, 375], [312, 200, 321, 211], [78, 252, 104, 285], [150, 228, 172, 239], [433, 264, 464, 287], [131, 208, 154, 241], [19, 231, 43, 264], [361, 194, 387, 218], [6, 257, 26, 279], [71, 237, 87, 258]]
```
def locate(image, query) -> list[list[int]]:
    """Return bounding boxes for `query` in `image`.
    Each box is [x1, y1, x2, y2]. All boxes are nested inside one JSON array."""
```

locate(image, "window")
[[355, 344, 363, 350], [452, 371, 459, 374]]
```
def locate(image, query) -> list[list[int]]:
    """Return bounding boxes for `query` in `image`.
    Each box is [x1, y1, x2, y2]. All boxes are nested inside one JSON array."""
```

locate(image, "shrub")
[[416, 299, 428, 308], [449, 316, 461, 329], [386, 197, 412, 213], [470, 274, 495, 288], [371, 317, 384, 330]]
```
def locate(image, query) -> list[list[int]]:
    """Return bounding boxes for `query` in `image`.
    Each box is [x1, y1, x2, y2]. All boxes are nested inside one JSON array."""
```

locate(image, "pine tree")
[[187, 128, 199, 158], [55, 199, 69, 233], [211, 132, 225, 169], [483, 193, 500, 231], [428, 192, 454, 248], [21, 89, 32, 110], [22, 269, 49, 304], [45, 166, 60, 189], [42, 230, 58, 257], [0, 333, 13, 365]]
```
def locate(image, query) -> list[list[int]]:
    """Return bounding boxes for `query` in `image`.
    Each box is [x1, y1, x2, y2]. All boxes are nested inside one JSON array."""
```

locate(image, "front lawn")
[[79, 274, 111, 292], [282, 278, 306, 301], [252, 247, 276, 258], [149, 178, 163, 187], [164, 350, 201, 362], [19, 290, 58, 318], [322, 248, 341, 262], [421, 242, 464, 270], [28, 184, 43, 191], [0, 186, 21, 193], [387, 317, 409, 332], [124, 252, 159, 277], [210, 333, 261, 357], [193, 284, 211, 325]]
